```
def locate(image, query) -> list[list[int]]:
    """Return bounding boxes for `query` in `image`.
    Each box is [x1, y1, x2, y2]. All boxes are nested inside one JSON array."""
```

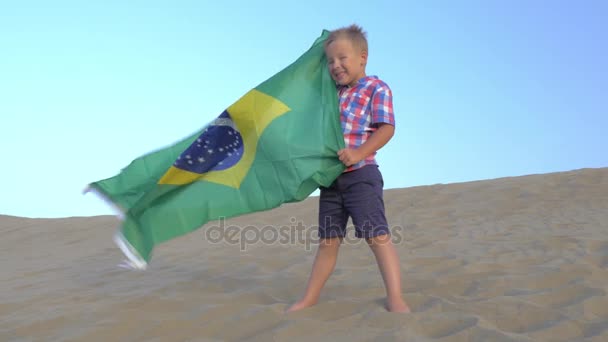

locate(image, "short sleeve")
[[371, 84, 395, 127]]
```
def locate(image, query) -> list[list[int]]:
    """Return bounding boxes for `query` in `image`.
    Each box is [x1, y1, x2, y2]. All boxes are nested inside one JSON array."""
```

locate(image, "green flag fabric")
[[87, 30, 345, 269]]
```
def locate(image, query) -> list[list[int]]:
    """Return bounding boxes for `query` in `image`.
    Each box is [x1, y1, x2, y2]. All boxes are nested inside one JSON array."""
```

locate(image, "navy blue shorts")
[[318, 164, 390, 239]]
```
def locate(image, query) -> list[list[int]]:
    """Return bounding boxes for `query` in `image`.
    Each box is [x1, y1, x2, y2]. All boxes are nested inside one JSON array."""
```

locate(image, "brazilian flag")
[[87, 30, 345, 269]]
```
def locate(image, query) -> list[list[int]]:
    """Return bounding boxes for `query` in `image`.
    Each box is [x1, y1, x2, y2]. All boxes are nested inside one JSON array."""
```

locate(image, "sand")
[[2, 167, 608, 341]]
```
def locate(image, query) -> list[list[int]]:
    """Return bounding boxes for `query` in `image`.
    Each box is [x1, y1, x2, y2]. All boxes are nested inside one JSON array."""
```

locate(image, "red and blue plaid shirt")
[[338, 75, 395, 172]]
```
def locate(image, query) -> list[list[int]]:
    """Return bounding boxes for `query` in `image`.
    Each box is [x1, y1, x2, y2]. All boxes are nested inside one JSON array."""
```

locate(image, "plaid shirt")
[[338, 75, 395, 172]]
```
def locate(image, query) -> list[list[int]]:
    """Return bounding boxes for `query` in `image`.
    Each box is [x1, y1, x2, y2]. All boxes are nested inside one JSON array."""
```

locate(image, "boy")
[[287, 25, 410, 313]]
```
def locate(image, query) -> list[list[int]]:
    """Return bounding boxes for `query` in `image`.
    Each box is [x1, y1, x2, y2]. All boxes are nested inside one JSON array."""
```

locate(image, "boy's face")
[[325, 38, 367, 88]]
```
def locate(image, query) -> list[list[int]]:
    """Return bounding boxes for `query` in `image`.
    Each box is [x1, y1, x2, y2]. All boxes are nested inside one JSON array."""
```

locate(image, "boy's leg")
[[346, 165, 410, 313], [366, 235, 410, 313], [286, 236, 343, 312], [286, 184, 347, 313]]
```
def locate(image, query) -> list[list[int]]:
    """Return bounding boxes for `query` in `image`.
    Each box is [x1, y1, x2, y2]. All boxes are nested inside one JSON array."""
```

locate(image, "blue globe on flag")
[[173, 111, 244, 174]]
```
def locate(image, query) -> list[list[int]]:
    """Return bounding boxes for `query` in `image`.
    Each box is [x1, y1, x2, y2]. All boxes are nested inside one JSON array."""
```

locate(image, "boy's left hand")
[[338, 148, 364, 167]]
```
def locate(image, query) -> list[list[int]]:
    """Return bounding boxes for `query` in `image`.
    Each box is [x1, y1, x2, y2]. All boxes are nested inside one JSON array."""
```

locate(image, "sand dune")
[[2, 167, 608, 341]]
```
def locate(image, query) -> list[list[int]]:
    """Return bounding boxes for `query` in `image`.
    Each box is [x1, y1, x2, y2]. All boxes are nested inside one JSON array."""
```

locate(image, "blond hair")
[[324, 24, 368, 54]]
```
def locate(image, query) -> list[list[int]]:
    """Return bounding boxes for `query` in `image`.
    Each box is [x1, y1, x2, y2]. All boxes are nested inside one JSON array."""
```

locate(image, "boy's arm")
[[338, 123, 395, 167]]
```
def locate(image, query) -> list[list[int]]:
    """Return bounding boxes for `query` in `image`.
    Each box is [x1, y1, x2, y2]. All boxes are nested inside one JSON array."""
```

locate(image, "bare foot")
[[387, 297, 411, 313], [285, 298, 317, 313]]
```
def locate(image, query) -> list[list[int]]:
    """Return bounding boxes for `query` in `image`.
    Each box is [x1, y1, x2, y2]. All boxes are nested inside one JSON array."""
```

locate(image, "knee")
[[366, 233, 391, 245], [319, 236, 342, 249]]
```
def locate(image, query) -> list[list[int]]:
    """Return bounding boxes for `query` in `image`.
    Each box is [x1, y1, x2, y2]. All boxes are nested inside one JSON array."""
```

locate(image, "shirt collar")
[[337, 75, 378, 89]]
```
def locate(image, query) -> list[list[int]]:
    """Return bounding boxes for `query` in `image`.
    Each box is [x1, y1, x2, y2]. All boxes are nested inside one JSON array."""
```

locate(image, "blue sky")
[[1, 1, 606, 218]]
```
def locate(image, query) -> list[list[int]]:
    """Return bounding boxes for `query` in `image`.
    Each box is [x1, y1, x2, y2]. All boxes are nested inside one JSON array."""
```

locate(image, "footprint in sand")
[[522, 283, 605, 309], [408, 313, 479, 339], [582, 297, 608, 320], [469, 298, 564, 334]]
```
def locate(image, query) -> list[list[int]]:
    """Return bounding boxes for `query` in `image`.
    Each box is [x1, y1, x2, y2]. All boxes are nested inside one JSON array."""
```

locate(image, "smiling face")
[[325, 37, 367, 87]]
